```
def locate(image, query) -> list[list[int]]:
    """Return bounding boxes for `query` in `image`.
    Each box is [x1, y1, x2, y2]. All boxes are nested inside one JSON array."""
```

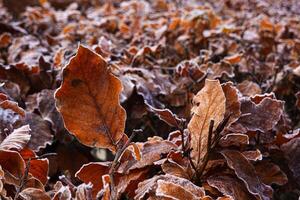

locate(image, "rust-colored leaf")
[[55, 45, 126, 152], [188, 79, 226, 165]]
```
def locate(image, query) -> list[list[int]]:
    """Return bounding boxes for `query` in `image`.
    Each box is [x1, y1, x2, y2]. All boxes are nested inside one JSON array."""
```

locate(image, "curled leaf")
[[221, 150, 273, 200], [0, 125, 31, 151]]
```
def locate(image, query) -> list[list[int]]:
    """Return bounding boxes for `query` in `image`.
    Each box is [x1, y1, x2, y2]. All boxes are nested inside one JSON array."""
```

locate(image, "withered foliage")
[[0, 0, 300, 200]]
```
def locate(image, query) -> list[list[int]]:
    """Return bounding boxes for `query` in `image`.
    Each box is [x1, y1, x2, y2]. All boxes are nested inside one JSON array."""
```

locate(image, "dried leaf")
[[188, 79, 226, 165], [221, 150, 273, 200], [118, 139, 177, 173], [25, 113, 53, 152], [19, 188, 51, 200], [237, 80, 262, 97], [234, 97, 284, 132], [0, 125, 31, 151], [219, 133, 249, 147], [207, 174, 256, 200], [135, 174, 205, 200], [221, 82, 241, 126], [281, 137, 300, 185], [20, 148, 49, 185], [255, 161, 288, 186], [0, 150, 25, 181], [55, 45, 126, 152]]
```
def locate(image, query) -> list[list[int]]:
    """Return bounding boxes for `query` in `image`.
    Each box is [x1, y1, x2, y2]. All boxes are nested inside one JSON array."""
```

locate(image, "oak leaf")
[[55, 45, 126, 152], [188, 79, 226, 165]]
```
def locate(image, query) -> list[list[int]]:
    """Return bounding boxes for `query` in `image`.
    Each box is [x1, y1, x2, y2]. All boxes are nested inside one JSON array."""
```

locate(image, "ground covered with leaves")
[[0, 0, 300, 199]]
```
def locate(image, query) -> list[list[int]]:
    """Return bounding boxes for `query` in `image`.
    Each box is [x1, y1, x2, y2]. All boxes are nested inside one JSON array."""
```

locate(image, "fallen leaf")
[[255, 161, 288, 186], [135, 174, 205, 200], [207, 174, 256, 200], [0, 125, 31, 151], [19, 188, 51, 200], [281, 137, 300, 185], [221, 150, 273, 200], [55, 45, 126, 152], [234, 97, 284, 133]]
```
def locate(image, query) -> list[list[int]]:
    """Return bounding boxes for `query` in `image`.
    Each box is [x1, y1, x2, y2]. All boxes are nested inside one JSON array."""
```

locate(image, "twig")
[[14, 158, 31, 200], [194, 120, 214, 181], [109, 129, 141, 200]]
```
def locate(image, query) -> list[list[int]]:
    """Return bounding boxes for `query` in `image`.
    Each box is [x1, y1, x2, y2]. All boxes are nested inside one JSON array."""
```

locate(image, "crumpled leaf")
[[25, 113, 53, 152], [255, 161, 288, 186], [188, 79, 226, 165], [19, 188, 51, 200], [135, 174, 205, 200], [118, 138, 177, 173], [219, 133, 249, 147], [234, 97, 284, 133], [55, 45, 126, 152], [207, 174, 256, 200], [0, 124, 31, 151], [221, 150, 273, 200], [76, 162, 148, 199]]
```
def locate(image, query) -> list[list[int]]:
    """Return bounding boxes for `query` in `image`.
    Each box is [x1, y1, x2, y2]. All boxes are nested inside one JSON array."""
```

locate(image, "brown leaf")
[[242, 149, 263, 161], [221, 82, 241, 126], [55, 45, 126, 152], [20, 148, 49, 185], [281, 137, 300, 185], [0, 125, 31, 151], [36, 89, 65, 134], [75, 162, 110, 198], [0, 150, 25, 181], [0, 98, 25, 134], [221, 150, 273, 200], [76, 162, 148, 199], [147, 104, 184, 128], [188, 79, 226, 165], [207, 174, 256, 200], [234, 97, 284, 133], [224, 53, 243, 64], [255, 161, 288, 186], [118, 139, 177, 173], [219, 133, 249, 147], [19, 188, 51, 200], [135, 174, 205, 200], [25, 113, 53, 152], [237, 80, 262, 97]]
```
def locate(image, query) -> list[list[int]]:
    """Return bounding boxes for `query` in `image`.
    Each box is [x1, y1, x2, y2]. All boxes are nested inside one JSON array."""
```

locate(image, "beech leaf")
[[188, 79, 226, 165], [0, 124, 31, 151], [221, 150, 273, 200], [55, 45, 126, 152]]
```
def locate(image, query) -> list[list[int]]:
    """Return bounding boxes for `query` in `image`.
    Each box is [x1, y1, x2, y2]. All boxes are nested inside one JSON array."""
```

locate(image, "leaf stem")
[[109, 129, 141, 200]]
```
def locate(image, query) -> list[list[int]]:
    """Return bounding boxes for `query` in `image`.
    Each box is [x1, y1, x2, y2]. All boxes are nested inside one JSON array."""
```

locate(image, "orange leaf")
[[55, 45, 126, 152]]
